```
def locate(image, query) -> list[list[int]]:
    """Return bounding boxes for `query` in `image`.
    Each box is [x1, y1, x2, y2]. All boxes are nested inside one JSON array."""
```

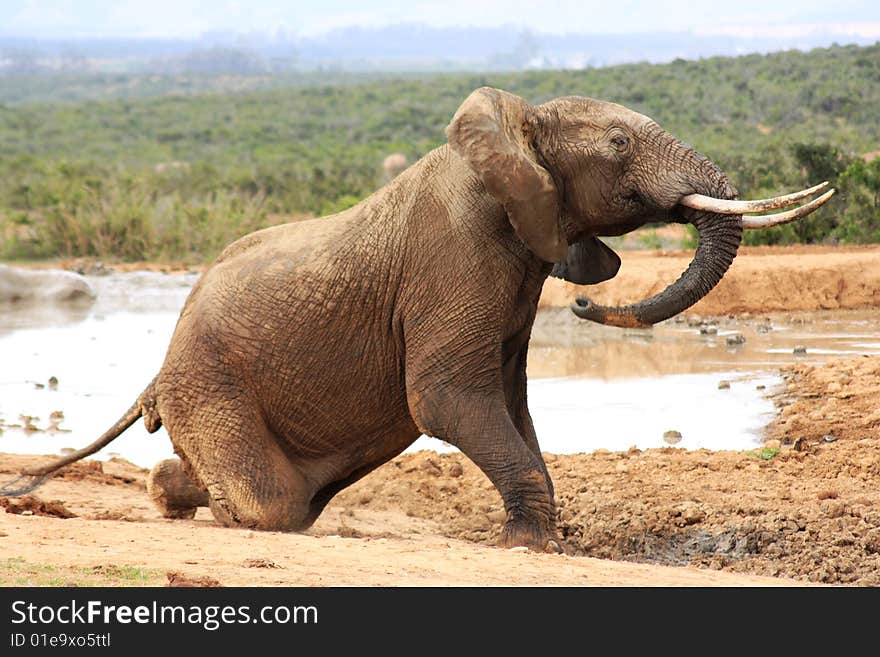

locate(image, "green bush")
[[836, 159, 880, 243], [1, 42, 878, 262]]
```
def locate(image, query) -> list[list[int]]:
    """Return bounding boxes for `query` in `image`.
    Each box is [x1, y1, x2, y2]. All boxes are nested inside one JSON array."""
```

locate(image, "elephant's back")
[[157, 208, 408, 441]]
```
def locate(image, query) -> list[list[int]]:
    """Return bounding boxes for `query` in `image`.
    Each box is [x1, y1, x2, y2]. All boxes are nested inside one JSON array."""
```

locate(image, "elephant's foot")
[[147, 458, 209, 519], [499, 515, 564, 554]]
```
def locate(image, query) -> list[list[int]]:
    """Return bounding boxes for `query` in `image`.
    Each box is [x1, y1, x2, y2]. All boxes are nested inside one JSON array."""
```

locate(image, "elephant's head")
[[446, 87, 834, 327]]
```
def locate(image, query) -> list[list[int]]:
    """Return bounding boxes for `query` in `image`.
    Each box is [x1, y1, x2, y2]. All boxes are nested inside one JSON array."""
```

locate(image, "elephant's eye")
[[610, 133, 629, 151]]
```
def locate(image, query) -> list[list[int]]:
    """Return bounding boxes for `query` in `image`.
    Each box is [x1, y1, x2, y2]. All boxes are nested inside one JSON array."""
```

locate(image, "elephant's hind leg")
[[169, 408, 314, 532]]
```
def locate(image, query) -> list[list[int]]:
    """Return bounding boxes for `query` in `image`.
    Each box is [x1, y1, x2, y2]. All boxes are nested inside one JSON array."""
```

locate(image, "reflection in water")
[[0, 272, 199, 468], [0, 301, 92, 337], [528, 308, 880, 379], [409, 370, 779, 455], [1, 272, 878, 465]]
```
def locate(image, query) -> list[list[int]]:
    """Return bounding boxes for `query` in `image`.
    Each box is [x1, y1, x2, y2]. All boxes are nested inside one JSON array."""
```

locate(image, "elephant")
[[0, 264, 96, 305], [382, 152, 409, 181], [2, 87, 833, 552]]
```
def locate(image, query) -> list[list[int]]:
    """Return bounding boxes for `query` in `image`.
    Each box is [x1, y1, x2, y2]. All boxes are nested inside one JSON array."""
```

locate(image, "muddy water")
[[1, 272, 878, 468]]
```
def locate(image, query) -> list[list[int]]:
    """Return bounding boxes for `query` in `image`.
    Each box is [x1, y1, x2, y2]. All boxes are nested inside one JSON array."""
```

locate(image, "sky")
[[2, 0, 880, 40]]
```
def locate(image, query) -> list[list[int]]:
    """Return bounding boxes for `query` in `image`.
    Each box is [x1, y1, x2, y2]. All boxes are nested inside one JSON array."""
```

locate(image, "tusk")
[[742, 189, 836, 229], [679, 181, 829, 214]]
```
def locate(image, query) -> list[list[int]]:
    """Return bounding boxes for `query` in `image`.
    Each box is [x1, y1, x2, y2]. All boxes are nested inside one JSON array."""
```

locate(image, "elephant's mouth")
[[572, 181, 836, 328]]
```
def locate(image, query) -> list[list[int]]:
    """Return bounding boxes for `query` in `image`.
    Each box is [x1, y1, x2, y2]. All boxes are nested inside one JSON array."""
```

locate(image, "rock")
[[675, 502, 705, 526], [165, 572, 222, 587], [793, 345, 807, 355], [0, 264, 96, 305], [756, 384, 765, 390], [663, 430, 682, 445], [448, 462, 464, 478], [764, 439, 782, 451], [718, 380, 730, 390], [827, 382, 842, 394], [822, 501, 846, 519], [486, 509, 507, 524], [439, 481, 459, 494], [793, 436, 811, 452], [864, 529, 880, 554], [508, 546, 529, 553], [242, 558, 281, 569], [700, 325, 718, 335], [726, 334, 746, 346], [756, 323, 773, 333], [18, 414, 40, 433], [48, 376, 59, 390], [419, 458, 442, 476], [71, 261, 112, 276], [823, 434, 838, 443]]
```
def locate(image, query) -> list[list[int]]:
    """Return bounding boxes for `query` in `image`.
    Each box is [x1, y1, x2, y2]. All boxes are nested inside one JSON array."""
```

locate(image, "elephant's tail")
[[0, 377, 161, 497]]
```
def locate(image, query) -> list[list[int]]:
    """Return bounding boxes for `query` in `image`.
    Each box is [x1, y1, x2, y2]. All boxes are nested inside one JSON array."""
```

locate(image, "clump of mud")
[[166, 572, 222, 587], [0, 456, 147, 493], [49, 459, 145, 488], [0, 495, 76, 518]]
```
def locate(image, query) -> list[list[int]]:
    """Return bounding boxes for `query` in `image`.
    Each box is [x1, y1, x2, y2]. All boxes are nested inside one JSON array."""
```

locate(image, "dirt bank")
[[540, 245, 880, 315], [20, 244, 880, 316]]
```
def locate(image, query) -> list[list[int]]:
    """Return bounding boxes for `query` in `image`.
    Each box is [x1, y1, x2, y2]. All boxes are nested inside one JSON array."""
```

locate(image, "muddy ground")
[[2, 245, 880, 586]]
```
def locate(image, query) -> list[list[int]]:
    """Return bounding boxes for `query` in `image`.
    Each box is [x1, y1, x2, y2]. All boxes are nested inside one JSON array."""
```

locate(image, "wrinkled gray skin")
[[12, 88, 743, 552], [0, 264, 96, 305]]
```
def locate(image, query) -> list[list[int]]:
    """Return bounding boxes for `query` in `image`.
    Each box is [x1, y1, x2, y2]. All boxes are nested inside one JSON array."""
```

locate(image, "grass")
[[746, 446, 781, 461], [1, 42, 879, 262], [1, 557, 163, 587]]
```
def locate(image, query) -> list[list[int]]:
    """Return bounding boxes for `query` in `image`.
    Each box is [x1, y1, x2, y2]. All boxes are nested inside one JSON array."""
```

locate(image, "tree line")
[[0, 42, 878, 262]]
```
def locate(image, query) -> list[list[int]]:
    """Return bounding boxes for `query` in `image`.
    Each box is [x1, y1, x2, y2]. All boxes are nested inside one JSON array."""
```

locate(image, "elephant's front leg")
[[407, 357, 558, 552]]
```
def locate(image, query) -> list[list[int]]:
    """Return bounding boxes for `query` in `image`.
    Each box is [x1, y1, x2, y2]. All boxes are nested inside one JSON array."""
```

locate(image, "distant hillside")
[[0, 42, 878, 261], [1, 23, 878, 79]]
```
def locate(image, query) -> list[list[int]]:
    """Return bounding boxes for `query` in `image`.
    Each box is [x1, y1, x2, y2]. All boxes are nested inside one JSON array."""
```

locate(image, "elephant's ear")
[[550, 237, 621, 285], [445, 87, 567, 263]]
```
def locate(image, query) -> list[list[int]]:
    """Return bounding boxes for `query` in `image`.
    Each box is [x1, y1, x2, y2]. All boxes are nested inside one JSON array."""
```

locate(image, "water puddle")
[[1, 271, 878, 467], [412, 370, 779, 454]]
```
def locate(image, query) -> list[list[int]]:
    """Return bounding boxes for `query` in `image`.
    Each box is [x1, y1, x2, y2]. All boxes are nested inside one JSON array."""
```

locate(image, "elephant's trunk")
[[571, 209, 742, 328]]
